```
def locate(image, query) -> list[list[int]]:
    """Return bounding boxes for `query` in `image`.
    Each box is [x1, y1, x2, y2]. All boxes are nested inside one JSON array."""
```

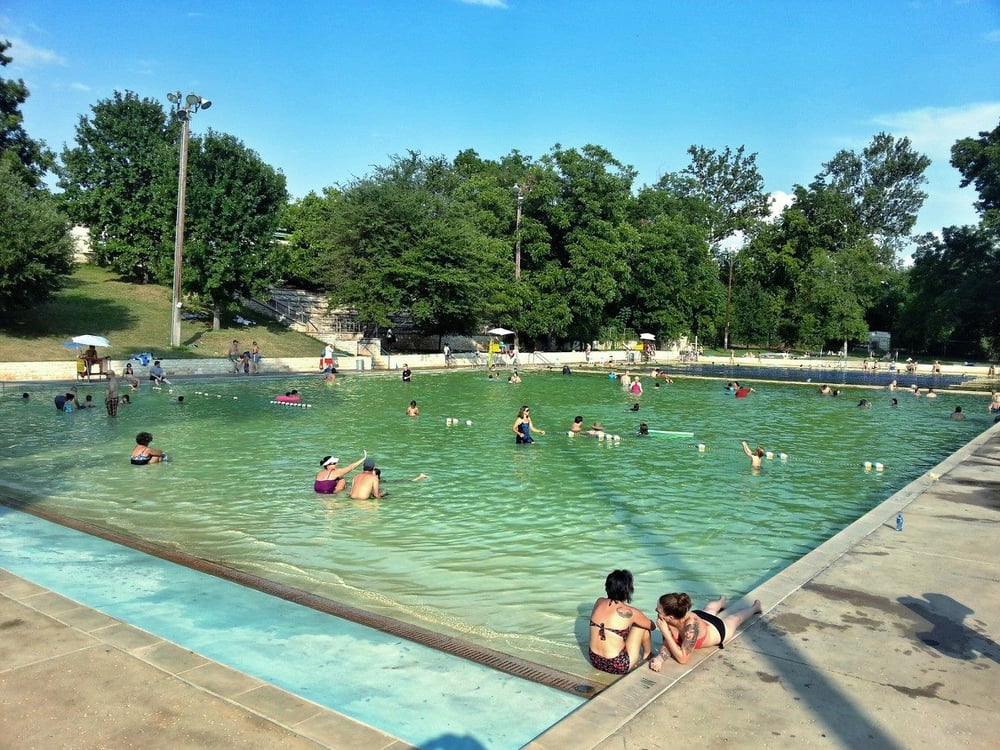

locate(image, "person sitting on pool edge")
[[349, 458, 386, 499], [648, 592, 762, 669], [131, 432, 167, 465], [313, 451, 367, 494], [588, 569, 655, 675]]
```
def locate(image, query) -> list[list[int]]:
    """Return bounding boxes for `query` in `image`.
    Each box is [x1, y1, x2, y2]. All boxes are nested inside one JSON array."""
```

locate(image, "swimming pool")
[[0, 370, 990, 683]]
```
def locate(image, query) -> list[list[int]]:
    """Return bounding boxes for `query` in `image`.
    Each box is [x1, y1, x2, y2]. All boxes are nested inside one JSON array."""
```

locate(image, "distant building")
[[869, 331, 891, 353], [70, 226, 93, 263]]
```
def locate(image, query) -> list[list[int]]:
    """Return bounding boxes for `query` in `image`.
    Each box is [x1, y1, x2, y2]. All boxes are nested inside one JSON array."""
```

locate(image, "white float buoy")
[[875, 462, 884, 471], [465, 419, 472, 426], [864, 461, 873, 470], [697, 444, 706, 452]]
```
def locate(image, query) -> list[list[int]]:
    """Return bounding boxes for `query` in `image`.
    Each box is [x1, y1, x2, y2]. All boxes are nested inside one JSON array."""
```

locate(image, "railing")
[[250, 297, 321, 333], [532, 351, 555, 368]]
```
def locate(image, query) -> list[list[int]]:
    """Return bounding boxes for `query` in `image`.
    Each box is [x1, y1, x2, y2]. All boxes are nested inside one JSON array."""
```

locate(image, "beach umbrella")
[[486, 327, 515, 336], [639, 333, 656, 341], [72, 334, 111, 347]]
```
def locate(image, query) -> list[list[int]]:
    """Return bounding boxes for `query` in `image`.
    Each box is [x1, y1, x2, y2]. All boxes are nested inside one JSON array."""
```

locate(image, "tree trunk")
[[213, 305, 221, 331]]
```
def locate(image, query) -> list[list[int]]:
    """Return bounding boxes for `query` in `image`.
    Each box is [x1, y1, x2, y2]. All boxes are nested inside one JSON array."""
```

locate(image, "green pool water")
[[0, 371, 989, 678]]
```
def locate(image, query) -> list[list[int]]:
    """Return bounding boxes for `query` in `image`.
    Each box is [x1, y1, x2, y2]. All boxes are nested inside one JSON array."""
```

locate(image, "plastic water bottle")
[[895, 513, 903, 532]]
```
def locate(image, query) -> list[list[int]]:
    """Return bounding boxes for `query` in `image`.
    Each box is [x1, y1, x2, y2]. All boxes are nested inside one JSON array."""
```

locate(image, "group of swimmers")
[[589, 569, 763, 675], [312, 450, 428, 499], [313, 452, 387, 499]]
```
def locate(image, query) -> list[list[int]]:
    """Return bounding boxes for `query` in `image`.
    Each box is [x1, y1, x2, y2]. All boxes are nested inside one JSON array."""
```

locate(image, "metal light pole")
[[723, 249, 735, 351], [166, 91, 211, 347], [513, 183, 525, 280]]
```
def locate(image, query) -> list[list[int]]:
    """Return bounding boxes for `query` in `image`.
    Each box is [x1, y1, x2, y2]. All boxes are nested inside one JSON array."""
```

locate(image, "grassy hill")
[[0, 265, 324, 362]]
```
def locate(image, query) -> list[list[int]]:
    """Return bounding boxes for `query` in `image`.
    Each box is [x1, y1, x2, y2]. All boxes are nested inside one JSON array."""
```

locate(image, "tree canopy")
[[0, 40, 73, 314], [57, 90, 289, 326], [9, 67, 996, 359], [0, 40, 54, 187], [0, 158, 74, 314]]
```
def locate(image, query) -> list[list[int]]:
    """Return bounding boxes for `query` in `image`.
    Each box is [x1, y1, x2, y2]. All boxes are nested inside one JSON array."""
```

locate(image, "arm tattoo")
[[681, 620, 697, 654]]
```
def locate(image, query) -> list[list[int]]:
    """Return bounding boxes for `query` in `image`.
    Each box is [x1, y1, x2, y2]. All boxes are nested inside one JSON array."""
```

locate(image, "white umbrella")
[[72, 334, 111, 347], [486, 327, 515, 336], [639, 333, 656, 341]]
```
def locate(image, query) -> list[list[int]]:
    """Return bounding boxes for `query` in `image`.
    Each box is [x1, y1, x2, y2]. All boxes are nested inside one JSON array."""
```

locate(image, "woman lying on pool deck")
[[648, 592, 763, 669]]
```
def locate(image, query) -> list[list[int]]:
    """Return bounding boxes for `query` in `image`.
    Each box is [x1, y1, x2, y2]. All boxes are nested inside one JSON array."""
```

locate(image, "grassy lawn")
[[0, 265, 325, 362]]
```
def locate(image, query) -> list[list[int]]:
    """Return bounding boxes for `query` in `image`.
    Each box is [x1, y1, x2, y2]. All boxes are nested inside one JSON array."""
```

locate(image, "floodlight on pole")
[[166, 91, 211, 347], [513, 183, 526, 281]]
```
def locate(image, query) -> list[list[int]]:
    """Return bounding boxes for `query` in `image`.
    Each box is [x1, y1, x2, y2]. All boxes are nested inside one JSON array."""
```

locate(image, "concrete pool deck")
[[2, 423, 998, 748]]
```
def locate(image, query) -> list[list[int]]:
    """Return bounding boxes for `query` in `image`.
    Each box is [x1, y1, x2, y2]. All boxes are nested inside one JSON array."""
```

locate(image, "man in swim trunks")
[[649, 592, 762, 669], [105, 369, 120, 417], [228, 340, 241, 373], [349, 459, 386, 499]]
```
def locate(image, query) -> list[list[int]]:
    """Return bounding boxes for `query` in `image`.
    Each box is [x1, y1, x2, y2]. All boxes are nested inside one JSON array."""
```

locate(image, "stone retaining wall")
[[0, 356, 368, 383]]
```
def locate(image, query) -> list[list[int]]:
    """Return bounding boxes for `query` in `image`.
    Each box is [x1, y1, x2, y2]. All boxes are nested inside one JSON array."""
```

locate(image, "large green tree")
[[736, 133, 929, 351], [814, 132, 930, 260], [0, 159, 74, 313], [182, 130, 288, 328], [627, 183, 724, 343], [951, 120, 1000, 231], [902, 227, 999, 357], [672, 144, 770, 247], [900, 119, 1000, 358], [528, 144, 637, 346], [279, 188, 348, 291], [651, 145, 769, 348], [0, 40, 54, 187], [57, 91, 176, 282], [332, 152, 508, 337], [0, 40, 72, 314], [744, 182, 884, 351]]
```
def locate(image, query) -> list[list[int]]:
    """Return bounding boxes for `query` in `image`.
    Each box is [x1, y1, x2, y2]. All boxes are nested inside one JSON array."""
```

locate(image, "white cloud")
[[4, 36, 65, 67], [70, 82, 91, 92], [458, 0, 509, 8], [872, 102, 1000, 162], [768, 190, 795, 219], [985, 29, 1000, 42], [872, 102, 1000, 233]]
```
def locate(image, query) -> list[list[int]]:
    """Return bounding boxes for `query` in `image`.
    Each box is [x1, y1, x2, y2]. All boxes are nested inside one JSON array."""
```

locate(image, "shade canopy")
[[71, 334, 111, 347], [639, 333, 656, 341], [486, 327, 515, 336]]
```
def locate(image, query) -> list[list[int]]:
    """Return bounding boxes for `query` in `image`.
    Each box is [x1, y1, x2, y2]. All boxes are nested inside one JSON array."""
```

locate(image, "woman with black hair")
[[587, 569, 655, 674]]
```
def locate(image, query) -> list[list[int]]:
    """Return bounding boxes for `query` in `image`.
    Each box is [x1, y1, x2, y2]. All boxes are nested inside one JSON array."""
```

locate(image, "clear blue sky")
[[4, 0, 1000, 243]]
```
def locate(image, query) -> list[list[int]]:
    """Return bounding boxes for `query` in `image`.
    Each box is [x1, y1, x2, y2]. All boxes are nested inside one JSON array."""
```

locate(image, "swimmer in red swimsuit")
[[588, 569, 655, 675], [649, 592, 763, 670]]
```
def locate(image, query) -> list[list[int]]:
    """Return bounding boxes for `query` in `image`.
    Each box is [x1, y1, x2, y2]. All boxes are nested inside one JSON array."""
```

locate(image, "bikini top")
[[590, 620, 631, 640]]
